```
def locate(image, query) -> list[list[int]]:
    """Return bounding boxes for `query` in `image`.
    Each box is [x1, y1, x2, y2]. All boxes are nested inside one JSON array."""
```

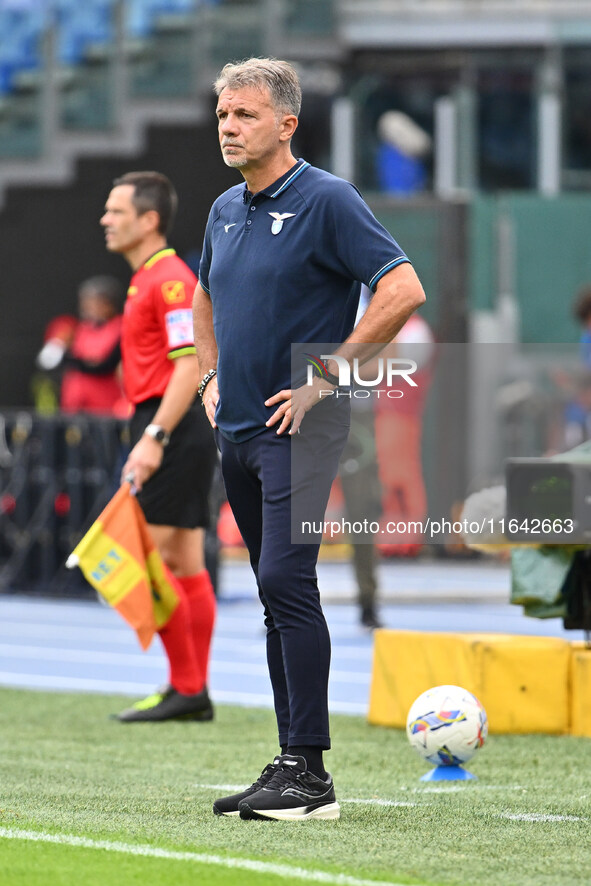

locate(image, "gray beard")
[[223, 155, 247, 168]]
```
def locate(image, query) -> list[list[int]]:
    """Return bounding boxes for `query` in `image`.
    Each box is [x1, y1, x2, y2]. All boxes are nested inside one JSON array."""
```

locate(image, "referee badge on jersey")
[[161, 280, 186, 304], [268, 212, 296, 235]]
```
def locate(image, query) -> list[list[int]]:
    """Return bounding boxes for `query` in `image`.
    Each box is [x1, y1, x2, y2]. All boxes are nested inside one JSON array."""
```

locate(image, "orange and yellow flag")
[[67, 483, 179, 650]]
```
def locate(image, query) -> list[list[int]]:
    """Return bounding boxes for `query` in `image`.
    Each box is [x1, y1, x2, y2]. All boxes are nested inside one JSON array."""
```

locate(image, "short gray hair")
[[214, 57, 301, 117]]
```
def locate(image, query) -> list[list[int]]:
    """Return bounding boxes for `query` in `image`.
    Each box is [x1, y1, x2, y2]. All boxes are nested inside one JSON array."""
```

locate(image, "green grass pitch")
[[0, 687, 590, 886]]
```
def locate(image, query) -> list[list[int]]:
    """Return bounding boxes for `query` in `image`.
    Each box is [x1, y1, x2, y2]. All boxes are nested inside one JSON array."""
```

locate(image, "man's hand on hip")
[[202, 376, 219, 429], [265, 377, 335, 435]]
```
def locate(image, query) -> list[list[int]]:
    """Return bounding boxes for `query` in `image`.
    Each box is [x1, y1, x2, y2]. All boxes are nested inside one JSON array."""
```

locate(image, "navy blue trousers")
[[217, 405, 349, 749]]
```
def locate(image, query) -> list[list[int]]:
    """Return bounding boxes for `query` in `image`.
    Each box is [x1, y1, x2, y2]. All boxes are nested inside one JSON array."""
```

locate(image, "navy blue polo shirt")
[[199, 159, 410, 443]]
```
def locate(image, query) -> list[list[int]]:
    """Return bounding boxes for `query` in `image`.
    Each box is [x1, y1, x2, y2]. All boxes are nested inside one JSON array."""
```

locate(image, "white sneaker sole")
[[244, 801, 340, 821]]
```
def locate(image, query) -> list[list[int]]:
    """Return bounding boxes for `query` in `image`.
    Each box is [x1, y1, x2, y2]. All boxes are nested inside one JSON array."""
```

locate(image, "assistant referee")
[[101, 171, 217, 723]]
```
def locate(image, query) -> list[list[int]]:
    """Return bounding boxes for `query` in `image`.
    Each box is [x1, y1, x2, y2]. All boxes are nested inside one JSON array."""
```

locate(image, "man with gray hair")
[[194, 57, 426, 820]]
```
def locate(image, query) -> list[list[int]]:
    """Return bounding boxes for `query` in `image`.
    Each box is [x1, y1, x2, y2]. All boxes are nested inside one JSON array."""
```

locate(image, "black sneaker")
[[360, 608, 384, 630], [115, 686, 214, 722], [238, 755, 340, 821], [128, 684, 170, 712], [213, 758, 282, 817]]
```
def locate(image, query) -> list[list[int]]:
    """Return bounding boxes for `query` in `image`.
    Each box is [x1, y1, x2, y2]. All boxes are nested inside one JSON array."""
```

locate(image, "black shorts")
[[130, 398, 217, 529]]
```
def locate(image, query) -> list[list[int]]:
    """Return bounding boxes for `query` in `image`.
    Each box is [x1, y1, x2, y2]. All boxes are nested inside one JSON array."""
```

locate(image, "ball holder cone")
[[420, 764, 477, 782]]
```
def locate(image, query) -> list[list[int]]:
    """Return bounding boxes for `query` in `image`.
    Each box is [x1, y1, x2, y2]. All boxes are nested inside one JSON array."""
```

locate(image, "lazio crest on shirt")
[[268, 212, 296, 235]]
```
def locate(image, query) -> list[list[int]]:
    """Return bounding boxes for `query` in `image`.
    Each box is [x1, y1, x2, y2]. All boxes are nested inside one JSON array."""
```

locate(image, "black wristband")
[[321, 369, 340, 386], [198, 368, 217, 401], [312, 366, 339, 386]]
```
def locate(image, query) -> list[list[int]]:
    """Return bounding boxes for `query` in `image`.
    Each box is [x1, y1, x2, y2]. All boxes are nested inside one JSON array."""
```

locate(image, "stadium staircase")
[[0, 1, 341, 593], [0, 0, 340, 205]]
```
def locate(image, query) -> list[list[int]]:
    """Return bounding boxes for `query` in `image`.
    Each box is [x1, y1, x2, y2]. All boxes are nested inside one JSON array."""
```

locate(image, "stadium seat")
[[55, 0, 113, 65], [0, 3, 45, 94], [125, 0, 197, 39], [0, 1, 205, 94]]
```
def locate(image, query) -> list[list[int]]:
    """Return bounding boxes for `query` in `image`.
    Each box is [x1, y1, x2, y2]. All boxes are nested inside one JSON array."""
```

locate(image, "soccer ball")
[[406, 685, 488, 767]]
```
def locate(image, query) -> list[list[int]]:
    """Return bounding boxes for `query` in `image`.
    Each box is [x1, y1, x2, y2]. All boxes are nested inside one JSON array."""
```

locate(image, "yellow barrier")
[[368, 630, 572, 735], [570, 643, 591, 737]]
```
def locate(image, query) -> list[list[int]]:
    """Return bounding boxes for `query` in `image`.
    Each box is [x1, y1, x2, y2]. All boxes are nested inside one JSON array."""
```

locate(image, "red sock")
[[178, 570, 216, 685], [157, 574, 204, 695]]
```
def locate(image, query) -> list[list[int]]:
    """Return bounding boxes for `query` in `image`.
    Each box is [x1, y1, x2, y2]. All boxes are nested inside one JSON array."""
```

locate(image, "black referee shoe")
[[360, 607, 384, 630], [238, 755, 340, 821], [213, 757, 282, 817], [115, 686, 214, 722]]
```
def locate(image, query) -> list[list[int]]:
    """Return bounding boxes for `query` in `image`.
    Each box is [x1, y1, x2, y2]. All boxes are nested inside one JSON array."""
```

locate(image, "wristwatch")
[[144, 424, 170, 447]]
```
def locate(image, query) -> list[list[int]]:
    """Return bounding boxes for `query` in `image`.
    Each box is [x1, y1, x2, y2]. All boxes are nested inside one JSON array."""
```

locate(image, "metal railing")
[[0, 411, 127, 595]]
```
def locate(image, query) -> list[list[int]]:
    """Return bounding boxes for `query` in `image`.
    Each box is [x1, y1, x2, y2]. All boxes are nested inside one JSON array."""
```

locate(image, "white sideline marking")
[[461, 785, 525, 792], [367, 785, 525, 796], [0, 827, 415, 886], [343, 799, 417, 808], [195, 785, 584, 820], [497, 813, 586, 823]]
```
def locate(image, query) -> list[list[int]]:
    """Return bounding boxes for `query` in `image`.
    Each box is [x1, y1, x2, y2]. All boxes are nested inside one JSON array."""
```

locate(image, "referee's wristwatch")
[[144, 424, 170, 447]]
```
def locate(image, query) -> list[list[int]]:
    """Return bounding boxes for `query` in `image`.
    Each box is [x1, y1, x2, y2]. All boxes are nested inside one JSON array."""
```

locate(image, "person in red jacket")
[[101, 170, 217, 722], [59, 276, 126, 416]]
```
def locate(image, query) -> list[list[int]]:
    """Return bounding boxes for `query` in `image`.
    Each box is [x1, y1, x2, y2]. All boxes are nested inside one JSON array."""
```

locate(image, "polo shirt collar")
[[242, 158, 310, 203]]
